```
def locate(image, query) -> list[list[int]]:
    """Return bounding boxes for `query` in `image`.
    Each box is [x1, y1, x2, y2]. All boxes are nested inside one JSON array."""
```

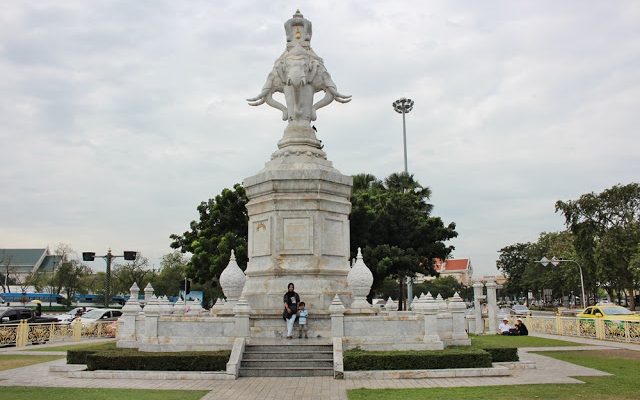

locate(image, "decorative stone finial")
[[219, 250, 246, 308], [347, 248, 373, 309], [329, 294, 345, 314], [385, 296, 396, 310], [122, 282, 142, 314]]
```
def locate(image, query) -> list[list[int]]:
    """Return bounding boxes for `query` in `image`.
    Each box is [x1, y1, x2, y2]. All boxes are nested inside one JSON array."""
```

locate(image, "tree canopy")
[[350, 172, 458, 309], [170, 183, 248, 296], [556, 183, 640, 308]]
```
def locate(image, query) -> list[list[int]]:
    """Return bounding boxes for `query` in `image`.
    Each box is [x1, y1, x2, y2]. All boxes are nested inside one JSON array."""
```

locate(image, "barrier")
[[0, 319, 117, 347], [524, 315, 640, 343]]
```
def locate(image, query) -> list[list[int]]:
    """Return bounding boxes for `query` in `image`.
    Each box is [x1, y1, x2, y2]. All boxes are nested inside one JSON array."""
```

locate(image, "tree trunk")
[[628, 286, 636, 310], [398, 278, 404, 311]]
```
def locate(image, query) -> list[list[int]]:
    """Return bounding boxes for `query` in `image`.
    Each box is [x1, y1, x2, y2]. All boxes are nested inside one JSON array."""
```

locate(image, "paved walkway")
[[0, 335, 635, 400]]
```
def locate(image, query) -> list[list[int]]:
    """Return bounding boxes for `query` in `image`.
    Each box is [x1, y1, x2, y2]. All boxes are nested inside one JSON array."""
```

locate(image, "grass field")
[[31, 340, 117, 352], [348, 350, 639, 400], [1, 387, 208, 400], [0, 355, 64, 371], [469, 334, 584, 348]]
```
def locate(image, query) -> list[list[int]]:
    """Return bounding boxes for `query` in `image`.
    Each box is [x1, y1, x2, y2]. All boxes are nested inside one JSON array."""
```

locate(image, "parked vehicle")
[[0, 307, 59, 324], [576, 305, 640, 322], [78, 308, 123, 325], [510, 304, 531, 317], [53, 307, 95, 324]]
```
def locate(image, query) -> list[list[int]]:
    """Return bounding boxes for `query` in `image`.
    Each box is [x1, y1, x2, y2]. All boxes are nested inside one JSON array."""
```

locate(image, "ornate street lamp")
[[83, 249, 137, 307], [538, 256, 587, 308]]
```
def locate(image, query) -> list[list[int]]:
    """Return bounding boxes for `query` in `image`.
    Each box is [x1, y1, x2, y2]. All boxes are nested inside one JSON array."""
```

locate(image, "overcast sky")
[[1, 1, 639, 277]]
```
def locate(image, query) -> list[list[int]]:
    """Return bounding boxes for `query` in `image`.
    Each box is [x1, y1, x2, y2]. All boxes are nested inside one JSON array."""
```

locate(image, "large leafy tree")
[[556, 183, 640, 309], [170, 184, 249, 295], [150, 251, 189, 297], [350, 172, 458, 310], [111, 255, 153, 296], [498, 231, 583, 306]]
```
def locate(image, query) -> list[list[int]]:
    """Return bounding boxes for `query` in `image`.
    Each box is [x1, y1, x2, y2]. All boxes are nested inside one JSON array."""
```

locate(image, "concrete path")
[[0, 335, 630, 400]]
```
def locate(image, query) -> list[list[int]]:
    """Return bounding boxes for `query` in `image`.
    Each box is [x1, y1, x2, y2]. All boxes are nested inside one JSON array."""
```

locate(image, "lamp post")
[[392, 97, 414, 174], [83, 249, 137, 307], [538, 256, 586, 308], [392, 97, 415, 310]]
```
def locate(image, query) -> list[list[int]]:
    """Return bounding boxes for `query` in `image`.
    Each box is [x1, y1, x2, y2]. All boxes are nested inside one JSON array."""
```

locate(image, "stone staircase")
[[239, 341, 334, 377]]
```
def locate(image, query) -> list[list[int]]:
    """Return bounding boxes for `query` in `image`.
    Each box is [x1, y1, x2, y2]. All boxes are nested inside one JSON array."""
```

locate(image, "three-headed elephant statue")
[[247, 43, 351, 123]]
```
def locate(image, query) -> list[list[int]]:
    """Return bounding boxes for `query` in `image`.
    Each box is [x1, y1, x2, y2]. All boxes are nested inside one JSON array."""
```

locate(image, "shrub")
[[67, 342, 118, 364], [481, 347, 519, 362], [86, 349, 230, 371], [343, 347, 492, 371]]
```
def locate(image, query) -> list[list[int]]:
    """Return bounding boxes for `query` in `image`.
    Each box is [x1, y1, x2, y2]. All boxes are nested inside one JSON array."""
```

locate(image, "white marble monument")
[[242, 10, 354, 314]]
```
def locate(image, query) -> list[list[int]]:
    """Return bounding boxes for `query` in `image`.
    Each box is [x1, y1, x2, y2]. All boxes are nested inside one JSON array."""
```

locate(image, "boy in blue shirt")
[[297, 301, 308, 339]]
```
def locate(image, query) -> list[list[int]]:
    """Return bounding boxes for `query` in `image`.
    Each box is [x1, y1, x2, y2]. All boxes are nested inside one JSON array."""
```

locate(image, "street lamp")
[[538, 256, 586, 308], [392, 97, 415, 309], [83, 249, 137, 307]]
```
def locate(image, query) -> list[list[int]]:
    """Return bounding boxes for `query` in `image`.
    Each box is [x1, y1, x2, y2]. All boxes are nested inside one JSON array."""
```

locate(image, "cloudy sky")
[[1, 1, 639, 277]]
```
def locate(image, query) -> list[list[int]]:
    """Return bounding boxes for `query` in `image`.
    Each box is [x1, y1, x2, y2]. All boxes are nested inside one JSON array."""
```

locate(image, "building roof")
[[0, 249, 47, 266], [0, 248, 61, 275], [434, 258, 471, 272]]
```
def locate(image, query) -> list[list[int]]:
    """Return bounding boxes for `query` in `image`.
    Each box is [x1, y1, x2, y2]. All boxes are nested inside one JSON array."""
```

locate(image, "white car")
[[79, 308, 123, 325], [54, 307, 95, 324]]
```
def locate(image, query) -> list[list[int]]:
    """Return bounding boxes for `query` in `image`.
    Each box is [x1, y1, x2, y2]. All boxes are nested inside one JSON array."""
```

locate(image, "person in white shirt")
[[498, 317, 513, 335]]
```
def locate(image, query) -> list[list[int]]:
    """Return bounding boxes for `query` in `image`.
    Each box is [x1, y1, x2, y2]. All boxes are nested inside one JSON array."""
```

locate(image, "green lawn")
[[1, 387, 207, 400], [0, 355, 64, 371], [31, 340, 117, 352], [348, 350, 638, 400], [469, 334, 583, 348]]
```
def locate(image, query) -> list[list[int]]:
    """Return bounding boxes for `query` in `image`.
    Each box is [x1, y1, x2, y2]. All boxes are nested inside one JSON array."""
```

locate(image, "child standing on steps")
[[297, 302, 309, 338]]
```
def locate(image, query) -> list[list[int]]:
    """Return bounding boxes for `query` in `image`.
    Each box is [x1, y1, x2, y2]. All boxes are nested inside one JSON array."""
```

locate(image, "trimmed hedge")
[[481, 347, 519, 362], [67, 350, 95, 364], [67, 342, 118, 364], [344, 347, 492, 371], [86, 349, 231, 371]]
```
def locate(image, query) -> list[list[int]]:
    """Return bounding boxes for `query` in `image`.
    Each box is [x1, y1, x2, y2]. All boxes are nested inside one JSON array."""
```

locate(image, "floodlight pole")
[[393, 97, 415, 309], [538, 257, 586, 308]]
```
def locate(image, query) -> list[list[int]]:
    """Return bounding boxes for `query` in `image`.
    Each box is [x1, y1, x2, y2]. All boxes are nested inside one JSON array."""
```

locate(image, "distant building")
[[415, 258, 474, 286], [0, 248, 61, 281]]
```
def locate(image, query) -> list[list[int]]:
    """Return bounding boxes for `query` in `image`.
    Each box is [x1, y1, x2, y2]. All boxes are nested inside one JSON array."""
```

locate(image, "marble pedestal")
[[241, 124, 353, 313]]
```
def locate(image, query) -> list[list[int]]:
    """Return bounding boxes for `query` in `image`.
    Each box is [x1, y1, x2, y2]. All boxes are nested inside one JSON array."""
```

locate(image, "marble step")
[[241, 358, 333, 368], [246, 344, 332, 352], [244, 351, 332, 360], [239, 366, 334, 377]]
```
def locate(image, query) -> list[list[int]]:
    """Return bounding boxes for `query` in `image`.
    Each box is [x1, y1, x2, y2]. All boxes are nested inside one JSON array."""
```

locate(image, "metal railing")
[[0, 319, 117, 348], [524, 315, 640, 343]]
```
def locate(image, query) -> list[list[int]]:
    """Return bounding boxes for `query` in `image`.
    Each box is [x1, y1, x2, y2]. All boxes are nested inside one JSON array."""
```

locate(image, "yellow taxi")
[[576, 304, 640, 322]]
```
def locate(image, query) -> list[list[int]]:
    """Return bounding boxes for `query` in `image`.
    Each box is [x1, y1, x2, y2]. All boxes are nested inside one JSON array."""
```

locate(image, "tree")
[[151, 251, 189, 297], [350, 172, 458, 310], [413, 276, 471, 300], [54, 260, 90, 306], [498, 231, 584, 306], [0, 251, 16, 292], [497, 242, 535, 301], [170, 183, 249, 298], [556, 183, 640, 309], [111, 255, 154, 296]]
